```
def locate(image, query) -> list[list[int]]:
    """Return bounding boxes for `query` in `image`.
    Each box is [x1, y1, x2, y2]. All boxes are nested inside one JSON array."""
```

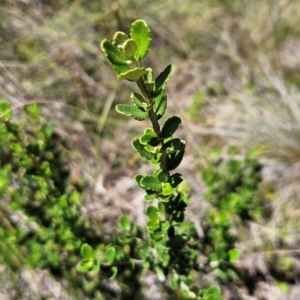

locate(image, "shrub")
[[77, 19, 221, 300]]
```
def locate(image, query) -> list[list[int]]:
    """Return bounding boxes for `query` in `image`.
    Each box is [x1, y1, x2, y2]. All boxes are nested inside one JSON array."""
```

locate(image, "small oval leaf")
[[160, 116, 181, 139], [153, 90, 167, 120], [112, 31, 129, 46], [146, 205, 159, 220], [123, 39, 137, 59], [118, 67, 147, 81], [76, 259, 94, 273], [140, 175, 162, 191], [119, 215, 131, 231], [106, 247, 116, 264], [131, 92, 146, 108], [155, 64, 175, 90], [132, 139, 154, 160], [116, 104, 148, 120], [130, 19, 151, 60], [101, 39, 130, 74]]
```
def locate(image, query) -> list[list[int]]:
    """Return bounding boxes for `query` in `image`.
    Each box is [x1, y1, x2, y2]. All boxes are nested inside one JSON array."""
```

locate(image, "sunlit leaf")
[[118, 67, 147, 81], [0, 100, 12, 121], [112, 31, 129, 46], [140, 175, 162, 191], [140, 128, 156, 145], [101, 39, 130, 74], [146, 205, 159, 220], [10, 143, 23, 154], [76, 259, 94, 273], [132, 138, 154, 160], [130, 19, 151, 60], [24, 103, 40, 118], [131, 92, 146, 108], [123, 38, 137, 59], [116, 104, 148, 120], [119, 215, 131, 231], [109, 266, 118, 280], [229, 248, 240, 263], [106, 247, 116, 264]]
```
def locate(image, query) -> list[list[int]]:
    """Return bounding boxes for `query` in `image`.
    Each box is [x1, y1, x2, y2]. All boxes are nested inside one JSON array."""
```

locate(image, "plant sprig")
[[77, 19, 221, 300]]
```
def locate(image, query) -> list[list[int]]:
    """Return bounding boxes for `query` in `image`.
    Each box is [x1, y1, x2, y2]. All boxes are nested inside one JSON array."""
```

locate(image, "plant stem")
[[136, 78, 160, 135]]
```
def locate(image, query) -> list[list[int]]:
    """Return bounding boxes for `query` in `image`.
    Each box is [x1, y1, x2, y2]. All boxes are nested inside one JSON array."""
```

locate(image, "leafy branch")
[[77, 19, 221, 300]]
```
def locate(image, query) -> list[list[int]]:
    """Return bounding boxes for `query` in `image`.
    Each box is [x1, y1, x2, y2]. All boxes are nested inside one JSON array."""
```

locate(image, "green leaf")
[[24, 103, 40, 117], [10, 143, 23, 154], [118, 236, 133, 244], [146, 218, 160, 230], [162, 183, 175, 195], [140, 128, 156, 145], [148, 137, 160, 147], [109, 266, 118, 280], [18, 156, 34, 169], [42, 125, 54, 139], [155, 267, 166, 282], [160, 116, 181, 139], [147, 68, 154, 84], [144, 191, 157, 201], [0, 100, 12, 121], [140, 175, 162, 191], [146, 206, 159, 220], [130, 19, 151, 60], [106, 247, 116, 264], [157, 201, 165, 213], [131, 92, 146, 108], [153, 89, 167, 120], [205, 286, 222, 299], [114, 246, 124, 260], [157, 170, 170, 183], [170, 272, 179, 290], [151, 152, 162, 165], [119, 215, 131, 231], [118, 67, 147, 81], [134, 174, 144, 187], [76, 259, 94, 272], [6, 122, 19, 134], [164, 139, 186, 170], [150, 230, 165, 241], [116, 104, 148, 120], [112, 31, 129, 46], [40, 161, 51, 175], [229, 248, 241, 263], [123, 39, 137, 59], [101, 39, 130, 74], [132, 138, 154, 160], [163, 138, 185, 151], [155, 64, 175, 90], [169, 173, 183, 188], [160, 220, 170, 232]]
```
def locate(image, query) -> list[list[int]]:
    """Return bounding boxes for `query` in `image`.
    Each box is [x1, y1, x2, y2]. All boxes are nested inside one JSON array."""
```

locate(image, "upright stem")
[[136, 77, 169, 171], [136, 78, 160, 135]]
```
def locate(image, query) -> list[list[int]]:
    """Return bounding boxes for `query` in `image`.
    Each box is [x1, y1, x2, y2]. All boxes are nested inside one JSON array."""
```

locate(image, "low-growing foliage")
[[0, 99, 104, 298], [200, 146, 269, 281]]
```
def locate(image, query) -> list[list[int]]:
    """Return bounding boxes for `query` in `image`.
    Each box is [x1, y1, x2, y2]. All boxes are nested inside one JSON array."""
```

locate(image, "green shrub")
[[77, 19, 221, 300], [0, 99, 98, 298]]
